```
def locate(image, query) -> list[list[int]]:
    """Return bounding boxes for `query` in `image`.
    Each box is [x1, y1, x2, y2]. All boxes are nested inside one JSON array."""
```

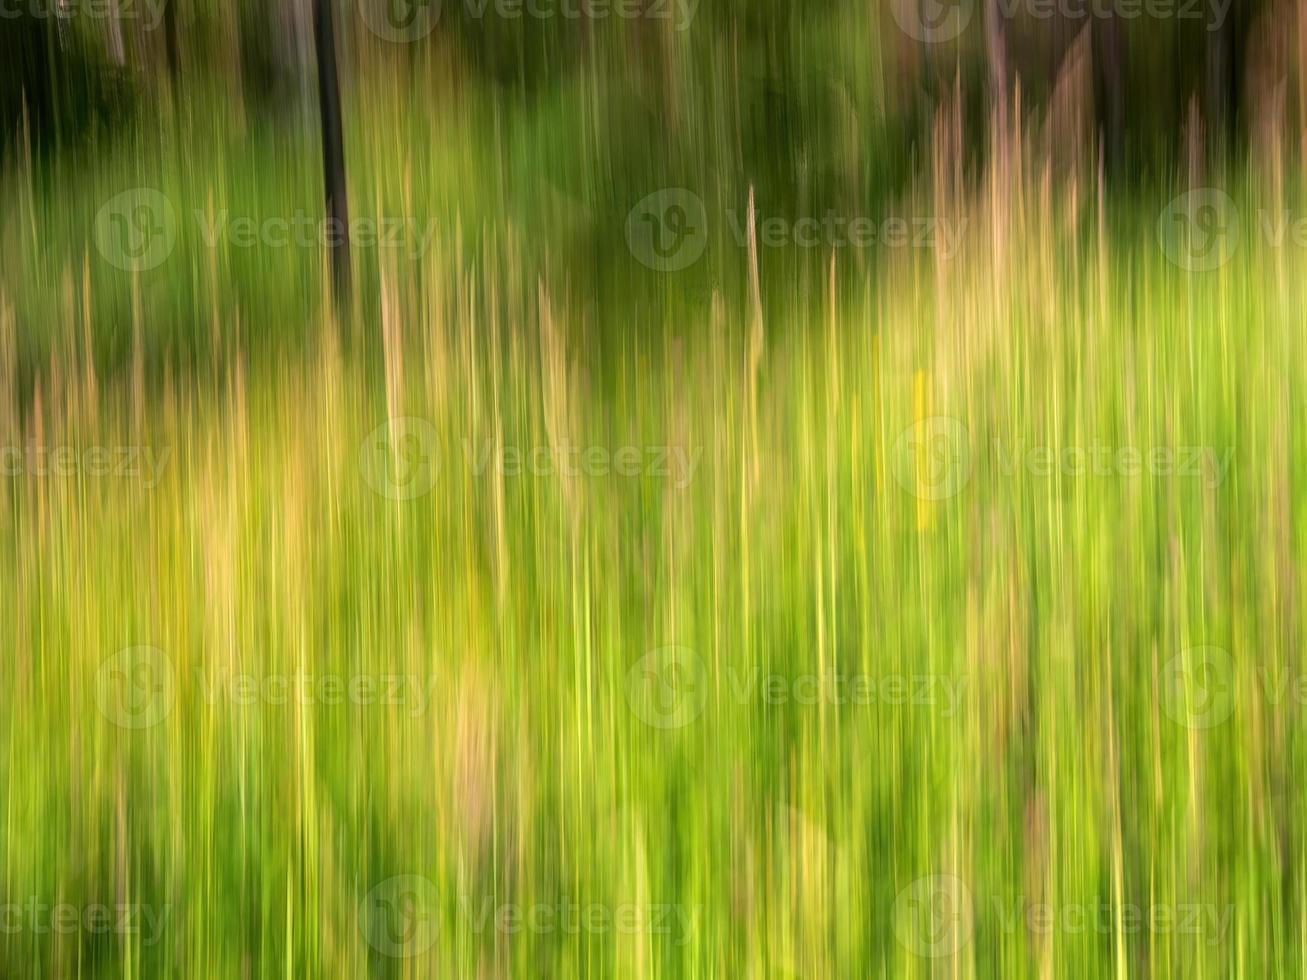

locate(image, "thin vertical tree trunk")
[[165, 0, 180, 79], [985, 0, 1009, 136], [104, 0, 125, 67], [1206, 11, 1236, 162], [985, 0, 1010, 282], [314, 0, 350, 300], [1092, 4, 1124, 174]]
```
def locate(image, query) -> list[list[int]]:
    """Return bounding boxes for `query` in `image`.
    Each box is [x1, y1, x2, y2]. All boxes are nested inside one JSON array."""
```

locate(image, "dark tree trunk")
[[165, 0, 181, 79], [1092, 5, 1124, 174], [164, 0, 182, 113], [985, 0, 1009, 134], [1206, 4, 1245, 160], [313, 0, 350, 299]]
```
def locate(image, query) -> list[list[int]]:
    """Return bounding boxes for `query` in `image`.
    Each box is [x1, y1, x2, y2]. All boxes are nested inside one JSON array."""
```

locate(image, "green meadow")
[[2, 5, 1306, 977]]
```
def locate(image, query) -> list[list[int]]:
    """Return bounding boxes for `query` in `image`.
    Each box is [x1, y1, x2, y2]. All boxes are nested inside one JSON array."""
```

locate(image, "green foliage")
[[1, 1, 1305, 977]]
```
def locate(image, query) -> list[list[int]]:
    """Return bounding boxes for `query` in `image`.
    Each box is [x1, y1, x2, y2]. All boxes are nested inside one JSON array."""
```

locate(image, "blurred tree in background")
[[2, 0, 1294, 183], [0, 0, 1302, 376]]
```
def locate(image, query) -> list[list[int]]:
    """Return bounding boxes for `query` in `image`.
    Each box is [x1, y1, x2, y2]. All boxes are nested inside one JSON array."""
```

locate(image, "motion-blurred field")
[[3, 6, 1307, 979]]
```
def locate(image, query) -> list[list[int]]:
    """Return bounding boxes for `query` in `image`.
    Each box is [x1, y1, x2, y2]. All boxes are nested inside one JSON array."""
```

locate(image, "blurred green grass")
[[1, 29, 1305, 979]]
